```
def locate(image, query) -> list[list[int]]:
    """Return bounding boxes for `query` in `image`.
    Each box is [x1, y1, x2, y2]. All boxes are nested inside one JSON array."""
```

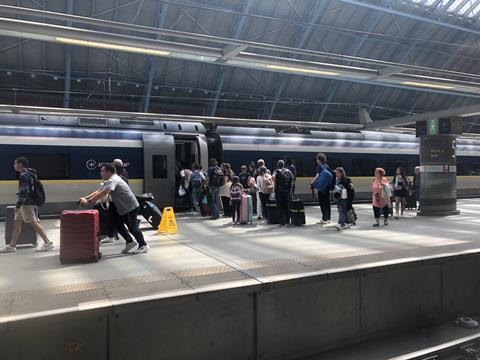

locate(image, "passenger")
[[257, 166, 274, 221], [413, 166, 421, 211], [311, 153, 332, 225], [230, 176, 243, 224], [392, 167, 410, 219], [79, 164, 150, 254], [1, 157, 54, 253], [206, 158, 223, 220], [255, 159, 266, 220], [113, 158, 129, 184], [220, 163, 234, 217], [333, 167, 354, 231], [248, 162, 256, 177], [272, 160, 294, 227], [189, 163, 205, 214], [285, 156, 297, 196], [372, 167, 392, 227], [238, 165, 250, 189]]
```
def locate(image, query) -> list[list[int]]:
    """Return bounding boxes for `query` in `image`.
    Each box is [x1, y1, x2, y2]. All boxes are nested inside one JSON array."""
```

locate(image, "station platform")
[[2, 199, 480, 321], [1, 199, 480, 359]]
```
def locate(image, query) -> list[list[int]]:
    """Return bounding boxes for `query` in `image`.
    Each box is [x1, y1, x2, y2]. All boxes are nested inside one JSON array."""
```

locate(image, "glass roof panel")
[[410, 0, 480, 17]]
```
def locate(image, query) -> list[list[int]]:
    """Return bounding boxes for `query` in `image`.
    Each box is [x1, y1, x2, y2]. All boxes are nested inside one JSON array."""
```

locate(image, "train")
[[0, 113, 479, 217]]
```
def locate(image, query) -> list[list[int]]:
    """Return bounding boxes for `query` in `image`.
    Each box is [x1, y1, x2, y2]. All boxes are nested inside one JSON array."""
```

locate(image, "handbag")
[[178, 185, 187, 197], [341, 188, 348, 200]]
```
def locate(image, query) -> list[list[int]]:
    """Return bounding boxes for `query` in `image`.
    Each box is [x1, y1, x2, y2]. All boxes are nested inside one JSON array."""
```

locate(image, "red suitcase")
[[60, 210, 101, 264]]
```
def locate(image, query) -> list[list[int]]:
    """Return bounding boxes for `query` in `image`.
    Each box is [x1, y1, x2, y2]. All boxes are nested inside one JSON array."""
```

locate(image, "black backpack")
[[28, 172, 46, 206], [276, 168, 293, 192]]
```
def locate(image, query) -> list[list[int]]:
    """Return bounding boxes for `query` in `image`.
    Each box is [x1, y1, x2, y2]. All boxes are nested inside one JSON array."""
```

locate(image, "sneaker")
[[36, 242, 54, 252], [100, 237, 115, 245], [335, 224, 342, 231], [341, 224, 351, 230], [394, 215, 399, 219], [0, 245, 16, 253], [372, 223, 380, 227], [257, 216, 262, 220], [317, 220, 328, 225], [121, 242, 137, 254], [134, 244, 150, 254], [209, 216, 219, 220], [384, 221, 389, 226]]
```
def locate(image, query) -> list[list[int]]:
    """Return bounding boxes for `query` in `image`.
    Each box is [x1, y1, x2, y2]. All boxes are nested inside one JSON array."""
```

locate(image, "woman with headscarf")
[[372, 168, 392, 227]]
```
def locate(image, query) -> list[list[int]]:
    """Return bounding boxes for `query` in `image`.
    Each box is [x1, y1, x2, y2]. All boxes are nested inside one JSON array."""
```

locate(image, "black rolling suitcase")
[[266, 198, 282, 224], [290, 199, 306, 226], [93, 202, 119, 238], [139, 200, 162, 229], [5, 205, 38, 247]]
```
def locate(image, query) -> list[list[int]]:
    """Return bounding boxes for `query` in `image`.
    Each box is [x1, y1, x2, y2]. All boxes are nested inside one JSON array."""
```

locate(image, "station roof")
[[1, 0, 480, 132]]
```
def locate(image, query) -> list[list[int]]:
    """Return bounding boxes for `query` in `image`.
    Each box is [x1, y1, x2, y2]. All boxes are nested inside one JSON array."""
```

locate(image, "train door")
[[143, 134, 176, 209]]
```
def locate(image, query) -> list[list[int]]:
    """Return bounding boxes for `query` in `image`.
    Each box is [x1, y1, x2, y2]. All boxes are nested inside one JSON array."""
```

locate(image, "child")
[[230, 176, 243, 224]]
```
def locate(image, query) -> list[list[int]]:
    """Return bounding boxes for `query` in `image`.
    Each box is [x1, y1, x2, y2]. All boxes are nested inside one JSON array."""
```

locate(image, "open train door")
[[143, 134, 176, 209]]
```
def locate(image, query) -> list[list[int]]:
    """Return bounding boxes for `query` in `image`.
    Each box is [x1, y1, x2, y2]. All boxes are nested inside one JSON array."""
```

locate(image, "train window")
[[386, 160, 408, 176], [152, 155, 168, 178], [352, 158, 378, 176], [329, 158, 343, 172], [456, 160, 464, 175], [471, 161, 480, 175], [19, 154, 69, 179]]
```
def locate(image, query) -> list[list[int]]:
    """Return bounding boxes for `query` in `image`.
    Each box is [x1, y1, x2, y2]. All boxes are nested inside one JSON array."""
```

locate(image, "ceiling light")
[[401, 81, 455, 90], [266, 64, 339, 76], [55, 37, 171, 57]]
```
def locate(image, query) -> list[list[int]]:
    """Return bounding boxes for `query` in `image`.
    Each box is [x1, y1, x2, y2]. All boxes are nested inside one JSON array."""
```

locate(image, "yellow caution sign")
[[158, 207, 178, 234]]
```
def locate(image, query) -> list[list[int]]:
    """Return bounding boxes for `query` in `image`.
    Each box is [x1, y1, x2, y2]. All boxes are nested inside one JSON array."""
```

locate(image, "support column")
[[418, 134, 459, 216]]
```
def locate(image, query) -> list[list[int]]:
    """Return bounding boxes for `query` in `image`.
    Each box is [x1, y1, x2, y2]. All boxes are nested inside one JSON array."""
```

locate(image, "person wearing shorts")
[[0, 157, 54, 253]]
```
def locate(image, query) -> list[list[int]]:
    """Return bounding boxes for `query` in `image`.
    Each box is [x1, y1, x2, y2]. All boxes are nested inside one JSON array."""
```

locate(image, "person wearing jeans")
[[333, 167, 354, 231], [206, 158, 222, 220], [272, 160, 294, 227], [80, 163, 149, 254]]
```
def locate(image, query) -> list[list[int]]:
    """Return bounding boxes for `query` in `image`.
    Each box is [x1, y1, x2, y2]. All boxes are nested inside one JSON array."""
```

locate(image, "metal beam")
[[317, 3, 387, 122], [366, 0, 456, 113], [63, 0, 73, 108], [341, 0, 480, 37], [265, 1, 328, 119], [140, 3, 168, 113], [365, 103, 480, 130], [3, 5, 477, 80], [216, 44, 249, 63], [209, 0, 253, 117]]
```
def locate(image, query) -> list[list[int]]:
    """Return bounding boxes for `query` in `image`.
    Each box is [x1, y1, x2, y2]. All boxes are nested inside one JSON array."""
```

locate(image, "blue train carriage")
[[1, 114, 480, 217], [218, 127, 480, 202], [0, 114, 208, 217]]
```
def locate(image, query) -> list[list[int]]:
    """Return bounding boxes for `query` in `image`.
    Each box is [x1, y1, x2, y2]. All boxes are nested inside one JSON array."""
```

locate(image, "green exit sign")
[[427, 118, 439, 135]]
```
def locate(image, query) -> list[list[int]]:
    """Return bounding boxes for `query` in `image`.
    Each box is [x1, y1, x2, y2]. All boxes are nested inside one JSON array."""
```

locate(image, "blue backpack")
[[190, 170, 203, 188], [313, 165, 333, 192]]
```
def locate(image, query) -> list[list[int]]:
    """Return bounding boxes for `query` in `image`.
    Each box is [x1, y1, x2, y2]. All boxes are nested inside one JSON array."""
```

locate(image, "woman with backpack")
[[372, 167, 392, 227], [333, 167, 355, 231], [392, 167, 410, 219], [189, 163, 205, 214], [230, 176, 243, 224], [257, 166, 274, 221]]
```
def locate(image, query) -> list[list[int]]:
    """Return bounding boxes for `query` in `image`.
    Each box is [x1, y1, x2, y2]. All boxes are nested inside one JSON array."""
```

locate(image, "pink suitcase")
[[60, 210, 101, 264], [240, 194, 253, 224]]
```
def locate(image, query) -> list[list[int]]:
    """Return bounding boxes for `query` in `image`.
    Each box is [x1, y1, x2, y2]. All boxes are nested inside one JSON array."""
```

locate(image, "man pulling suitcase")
[[79, 163, 150, 254], [0, 157, 54, 254]]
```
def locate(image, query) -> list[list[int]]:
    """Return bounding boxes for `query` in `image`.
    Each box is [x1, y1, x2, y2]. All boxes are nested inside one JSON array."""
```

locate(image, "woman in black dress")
[[392, 167, 409, 219]]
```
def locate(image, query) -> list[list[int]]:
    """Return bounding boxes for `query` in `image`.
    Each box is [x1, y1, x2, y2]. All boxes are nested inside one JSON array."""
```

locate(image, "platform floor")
[[1, 199, 480, 323]]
